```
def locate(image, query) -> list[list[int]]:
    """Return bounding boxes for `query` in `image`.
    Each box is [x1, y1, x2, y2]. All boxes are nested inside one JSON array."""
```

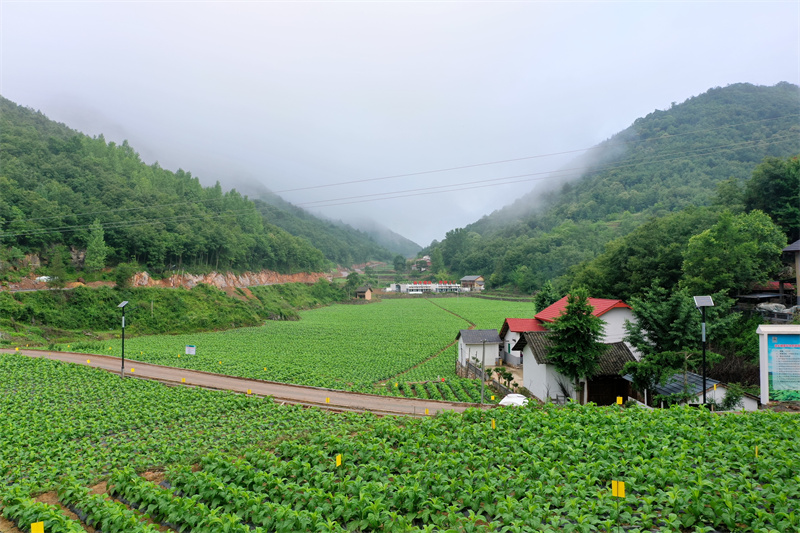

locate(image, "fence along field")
[[56, 298, 537, 400], [2, 354, 798, 532]]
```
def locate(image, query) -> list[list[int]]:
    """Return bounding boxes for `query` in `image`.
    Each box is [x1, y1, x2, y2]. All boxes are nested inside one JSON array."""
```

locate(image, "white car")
[[498, 394, 529, 407]]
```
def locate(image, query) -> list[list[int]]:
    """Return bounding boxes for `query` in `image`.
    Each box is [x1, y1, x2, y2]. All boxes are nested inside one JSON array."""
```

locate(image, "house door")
[[587, 376, 631, 406]]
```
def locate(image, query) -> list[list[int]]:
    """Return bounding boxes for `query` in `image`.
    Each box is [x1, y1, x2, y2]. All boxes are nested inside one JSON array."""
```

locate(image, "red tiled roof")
[[499, 318, 547, 338], [535, 296, 631, 323]]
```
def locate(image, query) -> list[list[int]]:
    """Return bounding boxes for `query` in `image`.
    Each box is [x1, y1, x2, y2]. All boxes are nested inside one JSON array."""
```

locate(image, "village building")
[[455, 329, 502, 376], [513, 331, 637, 405], [355, 286, 373, 300], [498, 318, 544, 367], [459, 275, 485, 291]]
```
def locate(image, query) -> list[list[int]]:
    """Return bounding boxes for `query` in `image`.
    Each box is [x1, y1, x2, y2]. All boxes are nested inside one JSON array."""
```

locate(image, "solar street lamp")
[[693, 296, 714, 405], [118, 301, 128, 376]]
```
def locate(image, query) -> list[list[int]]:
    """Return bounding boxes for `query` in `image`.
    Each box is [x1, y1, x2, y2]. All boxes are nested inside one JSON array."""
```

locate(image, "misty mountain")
[[0, 96, 389, 275], [431, 82, 800, 290], [339, 217, 422, 258], [253, 191, 396, 266]]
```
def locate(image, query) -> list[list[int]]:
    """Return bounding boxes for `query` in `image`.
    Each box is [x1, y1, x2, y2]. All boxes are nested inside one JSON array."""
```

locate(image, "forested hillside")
[[428, 82, 799, 294], [254, 192, 398, 265], [0, 96, 396, 278]]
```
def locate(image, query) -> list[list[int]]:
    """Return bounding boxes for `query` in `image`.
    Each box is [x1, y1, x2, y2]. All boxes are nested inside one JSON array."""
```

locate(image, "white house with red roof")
[[500, 296, 639, 404], [499, 318, 546, 366], [534, 296, 635, 343]]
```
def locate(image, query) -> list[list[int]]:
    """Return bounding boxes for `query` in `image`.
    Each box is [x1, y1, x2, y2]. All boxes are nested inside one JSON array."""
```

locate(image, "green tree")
[[47, 245, 68, 289], [622, 283, 735, 402], [430, 248, 445, 275], [393, 254, 406, 273], [344, 272, 363, 298], [545, 287, 607, 403], [84, 219, 108, 273], [534, 280, 560, 312], [681, 210, 787, 296], [114, 262, 137, 290], [743, 156, 800, 242]]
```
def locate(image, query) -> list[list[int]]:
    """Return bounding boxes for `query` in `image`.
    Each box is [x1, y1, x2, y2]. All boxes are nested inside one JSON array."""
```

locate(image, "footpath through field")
[[2, 349, 488, 417]]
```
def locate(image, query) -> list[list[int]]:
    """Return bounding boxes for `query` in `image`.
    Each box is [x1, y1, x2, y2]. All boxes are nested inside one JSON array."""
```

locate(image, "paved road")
[[2, 349, 489, 416]]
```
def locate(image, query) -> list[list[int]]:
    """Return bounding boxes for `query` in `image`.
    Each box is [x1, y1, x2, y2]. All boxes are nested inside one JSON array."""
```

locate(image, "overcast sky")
[[2, 1, 798, 247]]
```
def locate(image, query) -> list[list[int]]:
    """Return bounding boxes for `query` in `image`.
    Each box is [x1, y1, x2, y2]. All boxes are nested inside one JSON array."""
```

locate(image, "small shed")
[[355, 286, 373, 300], [456, 329, 502, 374], [624, 371, 759, 411]]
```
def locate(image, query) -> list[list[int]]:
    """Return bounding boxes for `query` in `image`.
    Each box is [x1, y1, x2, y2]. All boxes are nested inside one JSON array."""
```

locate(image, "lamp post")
[[118, 301, 128, 376], [693, 296, 714, 405]]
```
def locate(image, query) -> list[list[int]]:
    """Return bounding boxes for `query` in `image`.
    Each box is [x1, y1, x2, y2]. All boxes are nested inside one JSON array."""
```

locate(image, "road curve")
[[2, 349, 491, 416]]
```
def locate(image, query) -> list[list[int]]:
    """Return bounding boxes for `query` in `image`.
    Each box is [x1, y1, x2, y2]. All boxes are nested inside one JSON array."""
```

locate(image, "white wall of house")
[[501, 331, 523, 366], [458, 341, 501, 368], [600, 308, 635, 343], [692, 386, 760, 411], [522, 348, 578, 402]]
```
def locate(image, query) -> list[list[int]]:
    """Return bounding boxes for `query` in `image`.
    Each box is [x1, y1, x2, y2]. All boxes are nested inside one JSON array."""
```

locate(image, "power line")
[[7, 113, 798, 226], [273, 113, 800, 194], [2, 124, 798, 238], [297, 134, 798, 208]]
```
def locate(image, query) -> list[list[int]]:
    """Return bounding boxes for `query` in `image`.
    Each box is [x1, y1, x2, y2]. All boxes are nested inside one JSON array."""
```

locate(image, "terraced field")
[[3, 354, 799, 533]]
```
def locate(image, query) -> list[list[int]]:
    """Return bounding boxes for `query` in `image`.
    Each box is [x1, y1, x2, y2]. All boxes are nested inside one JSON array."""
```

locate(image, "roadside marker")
[[31, 522, 44, 533], [612, 480, 625, 498]]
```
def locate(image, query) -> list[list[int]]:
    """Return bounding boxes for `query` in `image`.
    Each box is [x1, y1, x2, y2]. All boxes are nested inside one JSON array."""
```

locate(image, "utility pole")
[[480, 340, 486, 404]]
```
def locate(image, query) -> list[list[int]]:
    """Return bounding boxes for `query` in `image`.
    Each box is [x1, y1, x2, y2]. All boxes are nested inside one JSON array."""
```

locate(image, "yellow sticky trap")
[[491, 395, 495, 401], [87, 359, 91, 364], [491, 419, 496, 430], [617, 397, 623, 405], [264, 367, 267, 371], [612, 480, 625, 498], [755, 446, 758, 458], [425, 408, 429, 415], [108, 347, 112, 350], [335, 454, 342, 467], [130, 368, 135, 373], [325, 397, 330, 404], [181, 378, 186, 383], [714, 383, 717, 391], [15, 347, 18, 351], [218, 361, 222, 365], [31, 522, 44, 533], [247, 389, 252, 395], [395, 383, 398, 388]]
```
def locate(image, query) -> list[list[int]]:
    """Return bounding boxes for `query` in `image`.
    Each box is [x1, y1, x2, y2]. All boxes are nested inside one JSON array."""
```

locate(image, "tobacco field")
[[2, 353, 800, 533], [53, 298, 535, 399]]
